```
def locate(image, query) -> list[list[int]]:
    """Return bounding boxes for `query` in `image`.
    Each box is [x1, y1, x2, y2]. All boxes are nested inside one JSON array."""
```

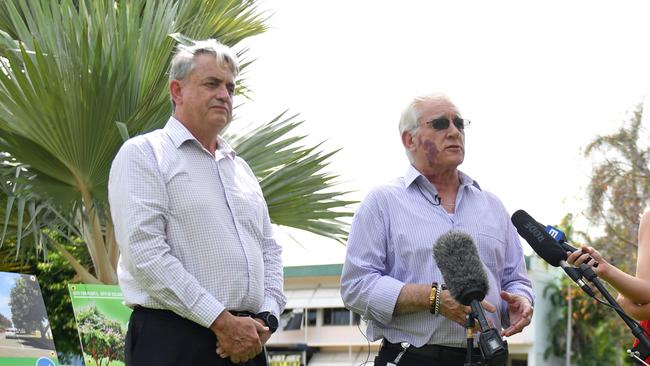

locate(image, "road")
[[0, 333, 57, 359]]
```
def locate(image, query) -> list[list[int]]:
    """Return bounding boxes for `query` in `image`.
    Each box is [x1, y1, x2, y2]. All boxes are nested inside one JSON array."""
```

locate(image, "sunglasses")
[[425, 117, 471, 131]]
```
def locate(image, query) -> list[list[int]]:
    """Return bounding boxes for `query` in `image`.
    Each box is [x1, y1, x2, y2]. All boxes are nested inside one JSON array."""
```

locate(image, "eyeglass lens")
[[429, 117, 468, 131]]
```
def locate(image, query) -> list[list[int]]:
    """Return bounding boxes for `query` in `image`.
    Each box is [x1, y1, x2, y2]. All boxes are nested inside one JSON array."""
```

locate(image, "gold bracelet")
[[434, 285, 442, 315], [429, 282, 438, 314]]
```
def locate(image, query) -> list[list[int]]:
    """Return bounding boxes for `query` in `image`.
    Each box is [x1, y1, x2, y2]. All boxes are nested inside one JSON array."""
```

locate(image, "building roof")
[[284, 263, 343, 278]]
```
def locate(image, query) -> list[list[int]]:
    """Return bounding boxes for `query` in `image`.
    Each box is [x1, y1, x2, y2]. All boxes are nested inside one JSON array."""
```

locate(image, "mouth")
[[445, 144, 462, 150], [210, 105, 229, 113]]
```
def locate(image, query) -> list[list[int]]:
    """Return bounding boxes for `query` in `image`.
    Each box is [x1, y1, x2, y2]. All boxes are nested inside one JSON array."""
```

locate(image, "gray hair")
[[398, 92, 457, 163], [169, 39, 240, 109]]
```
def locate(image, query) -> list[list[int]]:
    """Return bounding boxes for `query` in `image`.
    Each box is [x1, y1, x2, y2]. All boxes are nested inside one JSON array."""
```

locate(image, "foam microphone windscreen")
[[511, 210, 566, 267], [433, 230, 489, 306]]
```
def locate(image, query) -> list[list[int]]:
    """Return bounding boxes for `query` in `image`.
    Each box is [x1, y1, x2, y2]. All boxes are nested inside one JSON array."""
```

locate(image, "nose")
[[446, 119, 462, 136], [215, 84, 232, 103]]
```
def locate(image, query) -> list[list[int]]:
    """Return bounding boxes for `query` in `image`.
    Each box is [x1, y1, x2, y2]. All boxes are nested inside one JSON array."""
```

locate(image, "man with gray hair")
[[109, 39, 286, 365], [340, 93, 534, 365]]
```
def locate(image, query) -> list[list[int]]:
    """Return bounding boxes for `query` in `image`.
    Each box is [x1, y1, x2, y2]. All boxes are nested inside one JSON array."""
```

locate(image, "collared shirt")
[[340, 165, 533, 347], [109, 117, 286, 328]]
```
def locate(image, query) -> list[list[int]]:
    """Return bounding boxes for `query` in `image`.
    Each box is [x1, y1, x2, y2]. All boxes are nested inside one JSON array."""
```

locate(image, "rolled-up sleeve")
[[341, 194, 404, 325]]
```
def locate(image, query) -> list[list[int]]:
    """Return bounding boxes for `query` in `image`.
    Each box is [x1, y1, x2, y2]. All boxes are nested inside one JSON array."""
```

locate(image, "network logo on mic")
[[545, 225, 565, 242]]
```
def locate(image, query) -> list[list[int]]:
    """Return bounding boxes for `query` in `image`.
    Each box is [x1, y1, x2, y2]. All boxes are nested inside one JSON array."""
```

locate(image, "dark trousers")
[[375, 339, 484, 366], [125, 306, 268, 366]]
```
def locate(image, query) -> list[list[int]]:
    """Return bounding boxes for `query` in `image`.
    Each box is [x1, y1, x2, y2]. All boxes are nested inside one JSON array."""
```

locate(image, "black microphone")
[[433, 230, 508, 365], [510, 210, 566, 266], [511, 210, 597, 297]]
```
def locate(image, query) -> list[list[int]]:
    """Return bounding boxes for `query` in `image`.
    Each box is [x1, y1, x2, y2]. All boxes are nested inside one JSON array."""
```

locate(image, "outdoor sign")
[[69, 284, 292, 366], [268, 352, 303, 366], [0, 272, 59, 366], [68, 284, 131, 366]]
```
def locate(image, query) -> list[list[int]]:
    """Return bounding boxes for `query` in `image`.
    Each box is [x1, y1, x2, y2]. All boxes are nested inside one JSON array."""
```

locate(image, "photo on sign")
[[0, 272, 59, 366]]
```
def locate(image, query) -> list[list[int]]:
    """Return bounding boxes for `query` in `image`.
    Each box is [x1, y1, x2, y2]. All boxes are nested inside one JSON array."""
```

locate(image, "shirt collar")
[[163, 116, 237, 159], [404, 164, 481, 191]]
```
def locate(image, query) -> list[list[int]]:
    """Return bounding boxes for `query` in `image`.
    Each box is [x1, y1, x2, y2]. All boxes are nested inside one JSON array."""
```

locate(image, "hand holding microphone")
[[433, 230, 497, 328], [433, 230, 509, 364], [566, 245, 610, 277]]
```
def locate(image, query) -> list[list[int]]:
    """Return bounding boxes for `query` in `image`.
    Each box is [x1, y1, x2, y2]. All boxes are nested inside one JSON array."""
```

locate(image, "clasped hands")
[[210, 311, 272, 364]]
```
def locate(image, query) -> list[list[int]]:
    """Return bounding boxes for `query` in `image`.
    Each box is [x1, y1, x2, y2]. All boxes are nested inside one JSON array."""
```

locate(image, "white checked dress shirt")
[[109, 117, 286, 328]]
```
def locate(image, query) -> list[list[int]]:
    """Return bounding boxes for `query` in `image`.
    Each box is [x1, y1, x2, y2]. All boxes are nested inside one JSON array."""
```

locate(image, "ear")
[[170, 79, 183, 107], [402, 130, 416, 152]]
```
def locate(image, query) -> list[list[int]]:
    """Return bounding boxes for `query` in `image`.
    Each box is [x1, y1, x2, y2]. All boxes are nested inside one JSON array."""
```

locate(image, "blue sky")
[[0, 272, 20, 324]]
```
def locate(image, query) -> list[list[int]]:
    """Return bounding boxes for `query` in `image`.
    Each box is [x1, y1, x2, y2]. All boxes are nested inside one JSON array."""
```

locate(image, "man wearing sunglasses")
[[341, 93, 534, 365]]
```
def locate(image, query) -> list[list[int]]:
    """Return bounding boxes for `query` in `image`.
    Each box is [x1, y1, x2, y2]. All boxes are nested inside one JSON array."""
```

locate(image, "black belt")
[[133, 306, 255, 318], [382, 339, 480, 361]]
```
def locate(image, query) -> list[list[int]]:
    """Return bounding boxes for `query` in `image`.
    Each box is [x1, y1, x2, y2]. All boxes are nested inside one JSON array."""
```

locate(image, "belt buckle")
[[388, 342, 410, 365]]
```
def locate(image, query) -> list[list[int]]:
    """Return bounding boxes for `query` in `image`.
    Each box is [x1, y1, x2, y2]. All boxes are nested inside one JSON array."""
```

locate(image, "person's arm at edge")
[[617, 295, 650, 321], [568, 212, 650, 304]]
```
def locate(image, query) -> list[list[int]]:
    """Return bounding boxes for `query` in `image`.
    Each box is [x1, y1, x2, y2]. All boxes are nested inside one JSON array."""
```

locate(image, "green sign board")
[[68, 284, 132, 366]]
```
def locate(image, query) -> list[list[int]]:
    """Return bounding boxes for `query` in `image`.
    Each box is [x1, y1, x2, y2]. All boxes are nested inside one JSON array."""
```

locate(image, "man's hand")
[[500, 291, 533, 337], [439, 290, 496, 327], [210, 311, 268, 363], [253, 318, 273, 345]]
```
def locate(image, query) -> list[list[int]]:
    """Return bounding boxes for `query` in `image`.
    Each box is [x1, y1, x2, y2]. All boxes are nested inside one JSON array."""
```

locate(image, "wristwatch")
[[255, 312, 279, 333]]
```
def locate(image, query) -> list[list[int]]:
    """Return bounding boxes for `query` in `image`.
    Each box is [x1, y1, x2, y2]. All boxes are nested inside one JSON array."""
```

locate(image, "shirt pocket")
[[475, 224, 505, 273]]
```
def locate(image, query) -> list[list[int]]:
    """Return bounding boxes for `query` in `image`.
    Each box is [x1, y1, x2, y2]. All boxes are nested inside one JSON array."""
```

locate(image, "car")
[[5, 328, 17, 339]]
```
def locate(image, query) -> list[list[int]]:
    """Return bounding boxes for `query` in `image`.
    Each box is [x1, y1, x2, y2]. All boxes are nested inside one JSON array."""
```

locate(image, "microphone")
[[545, 225, 598, 268], [511, 210, 596, 297], [510, 210, 566, 267], [433, 230, 508, 364]]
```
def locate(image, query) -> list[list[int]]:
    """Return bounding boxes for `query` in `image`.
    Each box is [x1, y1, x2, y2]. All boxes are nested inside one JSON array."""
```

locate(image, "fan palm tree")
[[0, 0, 354, 284]]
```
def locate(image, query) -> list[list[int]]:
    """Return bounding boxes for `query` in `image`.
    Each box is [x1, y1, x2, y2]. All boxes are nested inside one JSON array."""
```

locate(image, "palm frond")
[[226, 112, 355, 243], [0, 0, 353, 283]]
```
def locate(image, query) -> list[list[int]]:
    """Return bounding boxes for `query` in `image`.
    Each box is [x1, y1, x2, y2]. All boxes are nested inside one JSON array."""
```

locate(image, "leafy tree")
[[543, 215, 629, 365], [0, 313, 11, 328], [0, 0, 353, 285], [76, 306, 125, 366], [9, 275, 49, 338], [545, 276, 630, 366], [544, 105, 650, 366], [36, 245, 89, 363]]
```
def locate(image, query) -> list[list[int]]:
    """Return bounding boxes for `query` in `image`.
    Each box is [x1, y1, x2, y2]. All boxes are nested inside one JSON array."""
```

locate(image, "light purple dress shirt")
[[340, 165, 533, 347]]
